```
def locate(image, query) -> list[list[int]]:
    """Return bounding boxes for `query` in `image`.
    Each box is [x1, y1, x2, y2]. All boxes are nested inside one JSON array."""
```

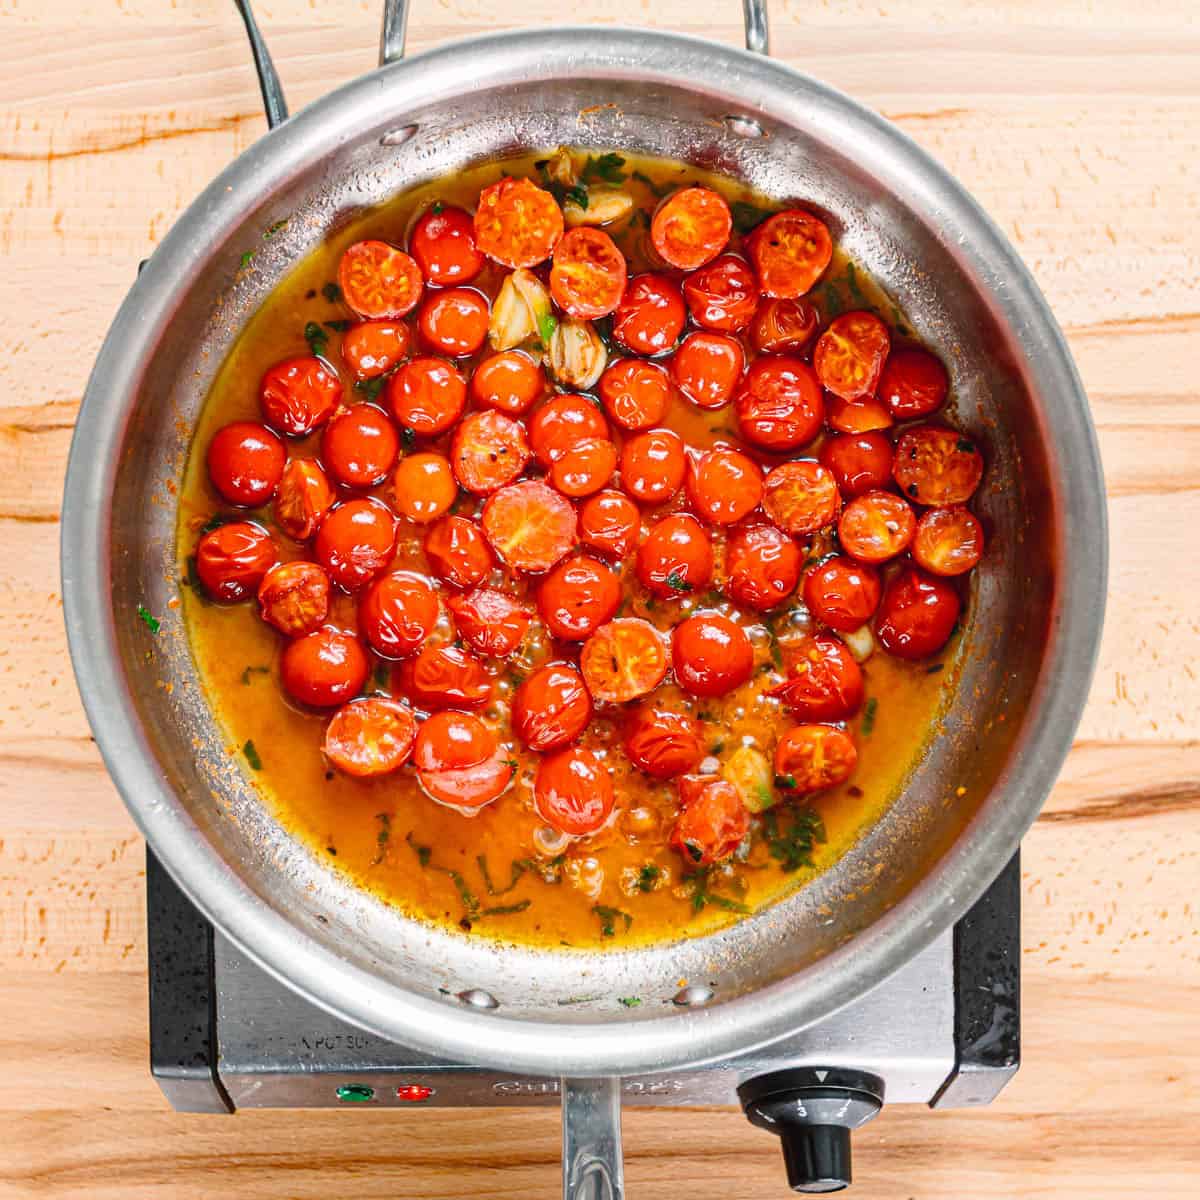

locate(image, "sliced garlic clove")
[[840, 624, 876, 663], [546, 317, 606, 389], [488, 268, 551, 352], [564, 189, 635, 228], [545, 146, 577, 187], [722, 744, 776, 814]]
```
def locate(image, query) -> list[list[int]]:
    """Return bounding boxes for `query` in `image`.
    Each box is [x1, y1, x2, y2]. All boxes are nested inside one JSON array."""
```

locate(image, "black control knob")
[[738, 1069, 884, 1194]]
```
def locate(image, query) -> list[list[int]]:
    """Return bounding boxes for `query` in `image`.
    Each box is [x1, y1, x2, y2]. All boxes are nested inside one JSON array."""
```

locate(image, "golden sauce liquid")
[[179, 151, 953, 950]]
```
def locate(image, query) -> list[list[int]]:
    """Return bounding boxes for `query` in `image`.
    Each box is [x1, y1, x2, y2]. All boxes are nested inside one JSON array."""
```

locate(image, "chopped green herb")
[[664, 571, 692, 593], [263, 218, 288, 239], [956, 438, 976, 454], [240, 665, 270, 685], [304, 320, 329, 358], [400, 426, 417, 450], [242, 740, 263, 771], [730, 201, 772, 234], [182, 554, 209, 600], [636, 864, 661, 893], [565, 184, 589, 210], [844, 260, 869, 307], [481, 900, 531, 917], [477, 854, 526, 896], [355, 376, 387, 402], [774, 774, 797, 790], [592, 904, 633, 938], [581, 152, 626, 185], [925, 663, 945, 675], [136, 604, 160, 634], [405, 830, 432, 868], [321, 281, 343, 304], [618, 996, 642, 1008], [431, 200, 444, 215], [814, 279, 844, 319], [687, 868, 750, 914], [239, 250, 254, 268], [442, 869, 480, 919], [323, 319, 353, 332], [372, 812, 392, 863], [199, 512, 236, 535], [372, 660, 391, 692], [537, 311, 558, 348], [684, 842, 704, 864], [861, 697, 878, 735], [326, 845, 338, 856], [763, 806, 826, 872]]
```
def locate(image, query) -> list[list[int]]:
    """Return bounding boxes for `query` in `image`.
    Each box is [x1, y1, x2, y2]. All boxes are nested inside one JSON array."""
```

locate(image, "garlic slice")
[[840, 624, 876, 663], [722, 745, 776, 814], [546, 317, 607, 389], [564, 189, 635, 228], [488, 268, 552, 352]]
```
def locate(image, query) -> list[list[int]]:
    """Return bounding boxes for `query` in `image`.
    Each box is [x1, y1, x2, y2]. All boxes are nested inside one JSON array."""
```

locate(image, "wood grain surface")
[[2, 1, 1198, 1196]]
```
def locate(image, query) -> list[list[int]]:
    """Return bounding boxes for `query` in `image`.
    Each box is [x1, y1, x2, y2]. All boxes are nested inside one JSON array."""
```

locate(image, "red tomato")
[[481, 479, 577, 572], [324, 697, 417, 778], [470, 350, 545, 415], [341, 321, 411, 380], [838, 491, 917, 563], [321, 404, 399, 488], [636, 513, 713, 598], [580, 618, 669, 704], [417, 287, 489, 357], [813, 312, 890, 400], [613, 273, 687, 355], [548, 438, 618, 499], [206, 422, 285, 507], [912, 507, 984, 577], [683, 254, 757, 332], [620, 428, 686, 505], [358, 570, 440, 659], [670, 332, 745, 410], [726, 524, 802, 612], [826, 394, 894, 434], [273, 459, 335, 541], [257, 561, 330, 637], [387, 357, 467, 438], [538, 555, 621, 640], [651, 187, 731, 270], [423, 514, 494, 588], [672, 612, 754, 698], [447, 588, 531, 657], [803, 556, 882, 632], [623, 705, 704, 779], [893, 426, 984, 507], [818, 431, 894, 499], [392, 452, 458, 524], [451, 410, 531, 494], [550, 228, 628, 319], [598, 359, 671, 431], [259, 356, 342, 437], [410, 204, 484, 285], [670, 776, 749, 866], [774, 725, 857, 793], [686, 448, 763, 526], [528, 394, 609, 465], [735, 356, 823, 451], [513, 663, 592, 752], [534, 747, 614, 836], [314, 497, 397, 592], [770, 634, 864, 721], [750, 298, 819, 354], [762, 460, 841, 535], [419, 750, 515, 811], [746, 209, 833, 298], [876, 567, 961, 659], [281, 627, 369, 708], [196, 521, 277, 603], [878, 347, 949, 420], [398, 643, 492, 709], [337, 240, 423, 319], [414, 710, 494, 772], [473, 176, 564, 268], [579, 490, 640, 560]]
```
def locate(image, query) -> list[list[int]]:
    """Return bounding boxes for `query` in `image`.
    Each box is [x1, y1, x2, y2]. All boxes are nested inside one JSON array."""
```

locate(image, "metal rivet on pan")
[[672, 984, 714, 1007], [458, 988, 500, 1010], [380, 123, 419, 147], [723, 114, 765, 139]]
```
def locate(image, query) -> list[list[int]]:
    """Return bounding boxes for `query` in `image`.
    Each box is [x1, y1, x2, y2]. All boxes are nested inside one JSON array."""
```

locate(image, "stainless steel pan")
[[62, 1, 1106, 1193]]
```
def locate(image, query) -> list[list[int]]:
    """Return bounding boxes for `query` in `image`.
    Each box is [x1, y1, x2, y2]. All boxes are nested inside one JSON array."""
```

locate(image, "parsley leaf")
[[239, 250, 254, 268], [581, 153, 626, 184], [618, 996, 642, 1008], [861, 697, 878, 736], [136, 604, 160, 634], [687, 868, 750, 914], [730, 201, 772, 234], [565, 184, 589, 210], [481, 899, 531, 917], [354, 376, 387, 402], [371, 812, 391, 863], [665, 571, 692, 593], [242, 740, 263, 771], [321, 281, 342, 304], [405, 830, 432, 868], [537, 311, 558, 348], [240, 665, 270, 685], [763, 806, 826, 872], [592, 904, 632, 938], [636, 864, 661, 893], [304, 320, 329, 358]]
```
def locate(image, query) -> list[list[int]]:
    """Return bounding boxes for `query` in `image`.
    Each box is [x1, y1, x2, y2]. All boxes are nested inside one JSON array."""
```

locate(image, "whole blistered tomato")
[[893, 426, 984, 507], [673, 612, 754, 698], [683, 254, 757, 332], [341, 321, 411, 380], [775, 724, 857, 793], [534, 747, 614, 836], [598, 359, 671, 431], [550, 227, 628, 319], [549, 438, 618, 499], [392, 452, 458, 524], [762, 460, 841, 535], [260, 356, 342, 437], [423, 514, 493, 588], [670, 775, 749, 866], [387, 357, 467, 438], [623, 705, 704, 779], [528, 394, 609, 465], [257, 561, 330, 637], [818, 431, 894, 499], [620, 428, 686, 505], [473, 176, 563, 268], [726, 524, 802, 612], [912, 507, 984, 577], [321, 404, 399, 489], [358, 570, 440, 659], [273, 458, 335, 542], [398, 643, 492, 709], [750, 297, 819, 355], [670, 331, 745, 410], [735, 356, 823, 452], [414, 712, 511, 810], [770, 634, 864, 722], [409, 204, 484, 285], [686, 448, 763, 526], [876, 566, 961, 660], [481, 479, 577, 573], [419, 749, 515, 811], [826, 394, 893, 434], [338, 240, 423, 319], [579, 489, 640, 560], [813, 311, 890, 400], [451, 410, 531, 494], [746, 209, 833, 298], [636, 513, 713, 598], [447, 587, 531, 657], [538, 555, 621, 640], [651, 187, 731, 271], [613, 273, 686, 355], [513, 663, 592, 752], [206, 421, 285, 507], [580, 618, 669, 704], [417, 287, 490, 357], [324, 697, 417, 778], [196, 521, 277, 602], [314, 497, 397, 592], [470, 350, 545, 415], [838, 491, 917, 563], [281, 627, 369, 708], [878, 347, 949, 420], [803, 555, 882, 632]]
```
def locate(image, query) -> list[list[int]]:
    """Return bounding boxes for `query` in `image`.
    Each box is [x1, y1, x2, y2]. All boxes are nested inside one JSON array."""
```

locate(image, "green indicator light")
[[336, 1084, 375, 1104]]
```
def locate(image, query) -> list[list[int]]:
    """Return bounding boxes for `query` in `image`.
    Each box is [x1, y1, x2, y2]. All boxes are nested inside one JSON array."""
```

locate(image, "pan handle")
[[233, 1, 289, 129], [562, 1077, 625, 1200]]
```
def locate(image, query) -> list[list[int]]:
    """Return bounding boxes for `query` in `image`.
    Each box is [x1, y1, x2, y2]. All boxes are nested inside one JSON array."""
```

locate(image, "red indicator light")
[[395, 1083, 435, 1103]]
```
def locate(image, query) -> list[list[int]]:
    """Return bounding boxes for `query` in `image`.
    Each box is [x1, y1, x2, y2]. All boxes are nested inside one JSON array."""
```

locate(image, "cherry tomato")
[[598, 359, 671, 431], [683, 254, 757, 332], [636, 513, 713, 598], [398, 642, 492, 709], [410, 204, 484, 286], [538, 555, 621, 640], [392, 452, 458, 524], [818, 431, 894, 499], [912, 507, 984, 577], [579, 490, 640, 560], [687, 448, 763, 526], [774, 724, 857, 793], [314, 497, 397, 591], [257, 560, 330, 637], [447, 587, 531, 657], [414, 710, 494, 772], [273, 458, 335, 542], [206, 421, 285, 507], [735, 356, 823, 451], [341, 321, 411, 380], [423, 514, 494, 588], [893, 426, 984, 507], [803, 555, 882, 632], [746, 209, 833, 298], [672, 612, 754, 698], [669, 332, 745, 410], [324, 697, 417, 778], [878, 347, 948, 420], [470, 350, 545, 415], [826, 394, 893, 434], [337, 240, 423, 319], [451, 410, 532, 494], [623, 705, 703, 779], [613, 273, 686, 355], [838, 491, 917, 563], [359, 570, 440, 659], [580, 618, 669, 704], [281, 627, 369, 708], [259, 356, 343, 437], [769, 634, 864, 721], [420, 751, 514, 811], [550, 228, 628, 319], [417, 287, 489, 357], [528, 394, 609, 465], [726, 523, 802, 612], [651, 186, 731, 270], [513, 663, 592, 752], [620, 428, 686, 504], [813, 311, 890, 400], [549, 438, 618, 499], [535, 747, 614, 836], [750, 297, 819, 354], [321, 404, 399, 488], [670, 775, 749, 866], [762, 460, 841, 535], [473, 176, 563, 268], [195, 521, 277, 602], [387, 357, 467, 438], [876, 566, 961, 659], [481, 479, 577, 572]]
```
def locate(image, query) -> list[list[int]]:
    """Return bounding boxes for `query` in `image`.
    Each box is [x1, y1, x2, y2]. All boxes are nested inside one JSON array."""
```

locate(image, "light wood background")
[[1, 1, 1198, 1196]]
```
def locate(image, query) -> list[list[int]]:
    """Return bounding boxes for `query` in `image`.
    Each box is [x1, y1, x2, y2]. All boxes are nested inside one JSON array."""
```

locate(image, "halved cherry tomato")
[[548, 438, 618, 499], [414, 710, 494, 772], [762, 460, 841, 535], [893, 426, 984, 507], [398, 643, 492, 709], [470, 350, 545, 415], [735, 356, 823, 451], [341, 321, 411, 380], [671, 775, 749, 866], [538, 555, 621, 640], [196, 521, 277, 603], [550, 228, 628, 319], [770, 634, 864, 722], [818, 431, 894, 499], [838, 491, 916, 563], [813, 311, 890, 400], [273, 458, 335, 542], [473, 176, 564, 268], [746, 209, 833, 299], [682, 254, 757, 332], [387, 357, 467, 438], [338, 240, 423, 320], [750, 297, 819, 354], [623, 705, 703, 779], [636, 513, 713, 598], [613, 273, 686, 355], [417, 287, 490, 357], [726, 524, 802, 612], [447, 588, 531, 657], [528, 394, 609, 465], [876, 566, 961, 659], [774, 724, 857, 793], [598, 359, 671, 431], [651, 186, 731, 270], [912, 507, 984, 577], [535, 747, 615, 836], [686, 447, 763, 526], [878, 347, 949, 420], [620, 428, 686, 504], [324, 697, 417, 778], [481, 479, 577, 572], [419, 750, 515, 811], [257, 561, 330, 637], [206, 421, 285, 507], [392, 452, 458, 524], [580, 618, 669, 703], [259, 356, 342, 436], [358, 570, 440, 659], [321, 404, 399, 488], [826, 394, 893, 434], [803, 555, 882, 632], [579, 490, 640, 560], [314, 497, 397, 592], [423, 514, 493, 588], [513, 663, 592, 752], [281, 627, 369, 708], [672, 612, 754, 698], [670, 332, 745, 410], [410, 204, 484, 286], [451, 410, 531, 494]]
